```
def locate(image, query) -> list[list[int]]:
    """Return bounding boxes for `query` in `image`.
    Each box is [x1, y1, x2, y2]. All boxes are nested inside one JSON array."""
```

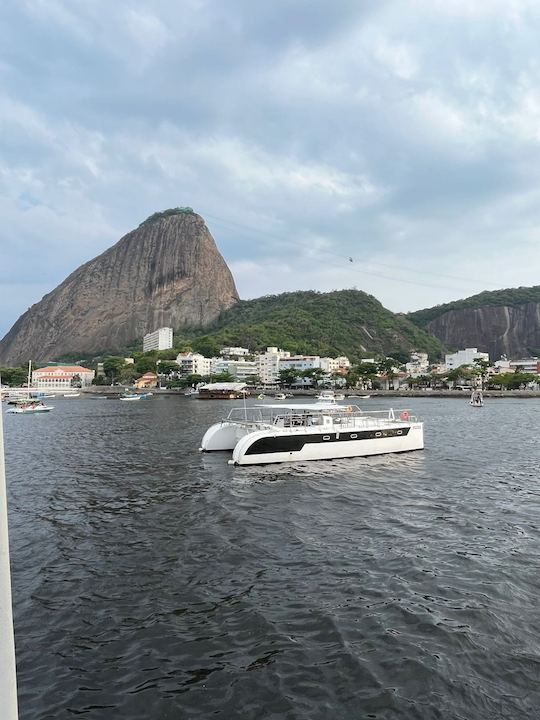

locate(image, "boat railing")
[[223, 407, 418, 428]]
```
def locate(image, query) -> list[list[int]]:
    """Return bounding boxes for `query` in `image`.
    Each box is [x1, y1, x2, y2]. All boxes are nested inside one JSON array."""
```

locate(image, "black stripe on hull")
[[245, 426, 411, 455]]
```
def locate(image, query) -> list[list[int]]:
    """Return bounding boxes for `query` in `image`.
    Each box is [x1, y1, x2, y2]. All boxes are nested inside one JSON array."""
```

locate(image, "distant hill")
[[408, 286, 540, 359], [180, 289, 446, 361], [0, 209, 239, 366]]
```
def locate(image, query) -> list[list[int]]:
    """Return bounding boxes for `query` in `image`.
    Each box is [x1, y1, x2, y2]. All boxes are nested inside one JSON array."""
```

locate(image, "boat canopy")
[[254, 402, 360, 411]]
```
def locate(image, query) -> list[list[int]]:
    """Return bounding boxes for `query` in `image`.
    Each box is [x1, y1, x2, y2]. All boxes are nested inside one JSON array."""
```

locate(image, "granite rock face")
[[0, 211, 239, 364], [423, 303, 540, 360]]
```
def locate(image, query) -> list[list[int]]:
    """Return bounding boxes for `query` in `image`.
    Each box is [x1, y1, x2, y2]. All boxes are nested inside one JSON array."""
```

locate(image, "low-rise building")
[[32, 365, 95, 390], [279, 355, 322, 386], [143, 327, 173, 352], [509, 357, 540, 374], [176, 352, 213, 377], [211, 358, 259, 382], [320, 356, 351, 373], [219, 346, 250, 357], [134, 372, 158, 389]]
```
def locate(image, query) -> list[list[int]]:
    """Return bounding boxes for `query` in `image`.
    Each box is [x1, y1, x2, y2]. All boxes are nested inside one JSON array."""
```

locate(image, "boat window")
[[396, 430, 402, 435], [322, 435, 331, 440], [375, 432, 382, 437], [350, 433, 357, 439]]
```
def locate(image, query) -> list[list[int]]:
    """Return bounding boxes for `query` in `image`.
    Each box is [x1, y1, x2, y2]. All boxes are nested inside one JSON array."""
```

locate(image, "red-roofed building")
[[134, 372, 158, 389], [32, 365, 95, 390]]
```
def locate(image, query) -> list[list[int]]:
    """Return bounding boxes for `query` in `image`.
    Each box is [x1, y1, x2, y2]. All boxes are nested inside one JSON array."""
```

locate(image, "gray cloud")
[[1, 0, 540, 337]]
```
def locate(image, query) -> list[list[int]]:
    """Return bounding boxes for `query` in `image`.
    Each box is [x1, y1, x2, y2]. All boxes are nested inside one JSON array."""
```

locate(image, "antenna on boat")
[[0, 374, 20, 720]]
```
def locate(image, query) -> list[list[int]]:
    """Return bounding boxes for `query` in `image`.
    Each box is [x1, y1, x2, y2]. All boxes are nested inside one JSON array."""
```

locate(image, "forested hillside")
[[180, 289, 446, 360]]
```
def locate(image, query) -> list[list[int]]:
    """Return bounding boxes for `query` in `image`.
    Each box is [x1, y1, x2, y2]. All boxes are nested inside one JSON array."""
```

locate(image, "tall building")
[[143, 327, 173, 352], [257, 347, 291, 385]]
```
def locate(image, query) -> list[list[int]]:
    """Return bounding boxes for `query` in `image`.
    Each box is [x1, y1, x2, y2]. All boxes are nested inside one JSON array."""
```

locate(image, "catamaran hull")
[[228, 423, 424, 465], [201, 421, 254, 451]]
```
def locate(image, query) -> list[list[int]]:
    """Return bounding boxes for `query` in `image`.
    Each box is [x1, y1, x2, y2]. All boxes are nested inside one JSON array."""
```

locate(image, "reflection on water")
[[4, 396, 540, 719]]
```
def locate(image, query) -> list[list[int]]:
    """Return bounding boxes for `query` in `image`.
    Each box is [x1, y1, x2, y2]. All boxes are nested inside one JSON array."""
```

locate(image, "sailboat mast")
[[27, 362, 31, 399]]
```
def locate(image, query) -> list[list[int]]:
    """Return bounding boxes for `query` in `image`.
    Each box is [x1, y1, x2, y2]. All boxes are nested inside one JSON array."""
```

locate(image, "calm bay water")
[[4, 396, 540, 719]]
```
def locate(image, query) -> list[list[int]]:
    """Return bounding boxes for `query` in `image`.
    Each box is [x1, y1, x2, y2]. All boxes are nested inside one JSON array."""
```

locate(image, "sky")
[[1, 0, 540, 337]]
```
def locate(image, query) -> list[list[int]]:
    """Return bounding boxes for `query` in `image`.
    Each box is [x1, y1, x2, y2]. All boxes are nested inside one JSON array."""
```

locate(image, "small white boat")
[[63, 392, 80, 398], [315, 390, 345, 404], [200, 402, 424, 466], [120, 391, 152, 401], [7, 362, 54, 413], [274, 393, 287, 400], [8, 400, 53, 414], [470, 389, 484, 407]]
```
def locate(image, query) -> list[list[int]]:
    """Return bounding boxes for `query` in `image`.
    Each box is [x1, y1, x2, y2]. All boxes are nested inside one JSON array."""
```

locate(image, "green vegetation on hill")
[[176, 289, 446, 361], [409, 285, 540, 327], [139, 207, 195, 226]]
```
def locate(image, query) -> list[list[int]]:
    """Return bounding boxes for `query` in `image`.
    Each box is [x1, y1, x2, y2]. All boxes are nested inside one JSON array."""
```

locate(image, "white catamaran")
[[201, 402, 424, 466]]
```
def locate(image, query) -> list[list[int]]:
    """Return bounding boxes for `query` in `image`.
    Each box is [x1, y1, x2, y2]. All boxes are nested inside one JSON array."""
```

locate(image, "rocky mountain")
[[0, 209, 239, 365], [408, 286, 540, 360], [180, 289, 447, 361]]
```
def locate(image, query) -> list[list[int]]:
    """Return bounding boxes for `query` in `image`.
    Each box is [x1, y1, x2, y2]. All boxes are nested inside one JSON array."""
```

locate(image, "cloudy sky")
[[1, 0, 539, 337]]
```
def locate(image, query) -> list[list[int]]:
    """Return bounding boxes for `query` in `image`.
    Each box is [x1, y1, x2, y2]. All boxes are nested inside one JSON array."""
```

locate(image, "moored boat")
[[7, 399, 53, 414], [200, 402, 424, 466]]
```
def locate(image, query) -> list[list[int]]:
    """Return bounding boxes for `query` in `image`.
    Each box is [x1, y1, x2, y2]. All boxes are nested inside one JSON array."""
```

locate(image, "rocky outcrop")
[[0, 210, 239, 365], [417, 303, 540, 360]]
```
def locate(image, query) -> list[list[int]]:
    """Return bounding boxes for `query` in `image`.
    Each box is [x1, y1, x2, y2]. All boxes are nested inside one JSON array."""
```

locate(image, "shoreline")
[[79, 387, 540, 399]]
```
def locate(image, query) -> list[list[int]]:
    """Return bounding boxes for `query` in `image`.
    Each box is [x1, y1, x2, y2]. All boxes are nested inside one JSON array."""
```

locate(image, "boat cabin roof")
[[254, 402, 360, 412]]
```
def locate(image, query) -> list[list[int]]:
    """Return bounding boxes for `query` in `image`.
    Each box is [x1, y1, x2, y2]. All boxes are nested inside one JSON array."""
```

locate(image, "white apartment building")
[[257, 347, 291, 385], [279, 355, 322, 386], [143, 327, 173, 352], [405, 351, 429, 378], [32, 365, 95, 390], [211, 358, 259, 381], [445, 348, 489, 370], [320, 356, 351, 373], [176, 352, 212, 377], [219, 346, 250, 357]]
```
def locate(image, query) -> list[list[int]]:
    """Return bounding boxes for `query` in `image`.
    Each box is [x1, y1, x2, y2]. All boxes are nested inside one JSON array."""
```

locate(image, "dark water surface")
[[4, 396, 540, 719]]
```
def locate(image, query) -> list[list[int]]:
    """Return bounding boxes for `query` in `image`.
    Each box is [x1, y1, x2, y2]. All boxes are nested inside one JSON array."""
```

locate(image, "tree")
[[354, 362, 377, 389], [120, 366, 139, 385], [70, 374, 82, 388], [301, 368, 326, 387], [156, 360, 180, 376], [103, 356, 126, 383], [0, 366, 28, 387], [472, 358, 490, 390], [278, 368, 299, 387], [377, 358, 398, 389], [135, 355, 159, 374], [444, 365, 473, 387], [209, 371, 235, 382]]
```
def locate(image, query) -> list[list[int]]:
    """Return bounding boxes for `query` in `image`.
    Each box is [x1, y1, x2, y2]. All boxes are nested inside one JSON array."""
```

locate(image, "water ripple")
[[4, 396, 540, 719]]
